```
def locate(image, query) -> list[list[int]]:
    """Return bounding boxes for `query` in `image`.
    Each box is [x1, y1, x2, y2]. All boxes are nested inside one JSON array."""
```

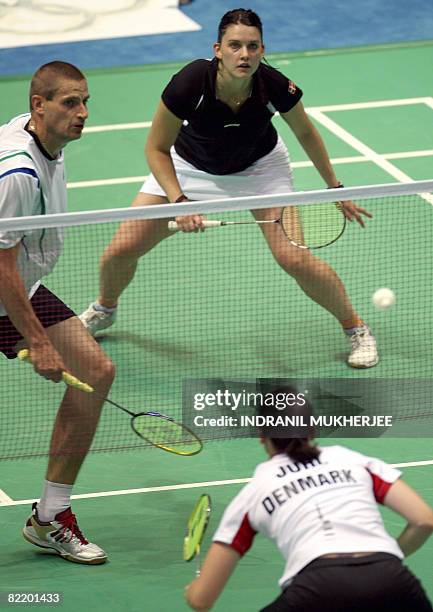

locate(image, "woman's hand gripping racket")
[[169, 198, 370, 249], [184, 494, 212, 576], [18, 349, 202, 456]]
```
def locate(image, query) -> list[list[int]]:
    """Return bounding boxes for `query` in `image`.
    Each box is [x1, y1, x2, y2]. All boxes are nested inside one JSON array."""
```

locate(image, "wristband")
[[174, 194, 189, 203], [327, 183, 344, 189]]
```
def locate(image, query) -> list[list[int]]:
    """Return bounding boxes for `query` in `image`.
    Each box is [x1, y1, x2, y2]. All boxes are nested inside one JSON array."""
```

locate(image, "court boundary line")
[[0, 488, 13, 504], [81, 97, 433, 133], [67, 150, 433, 190], [307, 96, 433, 205], [70, 96, 433, 194], [1, 459, 432, 507]]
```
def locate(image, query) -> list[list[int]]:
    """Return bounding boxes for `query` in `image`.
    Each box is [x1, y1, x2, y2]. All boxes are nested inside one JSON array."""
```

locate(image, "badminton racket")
[[183, 494, 212, 575], [168, 203, 346, 249], [18, 349, 202, 456]]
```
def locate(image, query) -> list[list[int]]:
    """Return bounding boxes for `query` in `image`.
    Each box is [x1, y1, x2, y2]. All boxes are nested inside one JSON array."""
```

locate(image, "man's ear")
[[31, 95, 45, 116]]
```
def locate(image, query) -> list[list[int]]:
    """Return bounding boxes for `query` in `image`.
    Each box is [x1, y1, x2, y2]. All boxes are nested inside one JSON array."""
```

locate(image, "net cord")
[[0, 179, 432, 232]]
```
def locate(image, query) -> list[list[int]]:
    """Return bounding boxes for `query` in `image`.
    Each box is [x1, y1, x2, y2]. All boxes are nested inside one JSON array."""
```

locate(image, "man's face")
[[34, 78, 89, 147]]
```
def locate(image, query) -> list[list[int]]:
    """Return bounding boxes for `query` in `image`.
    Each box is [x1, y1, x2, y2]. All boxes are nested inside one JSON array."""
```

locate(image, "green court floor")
[[1, 42, 433, 610]]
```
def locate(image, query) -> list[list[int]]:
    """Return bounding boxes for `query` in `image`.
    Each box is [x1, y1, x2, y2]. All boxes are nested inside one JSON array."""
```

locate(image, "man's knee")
[[86, 354, 115, 388]]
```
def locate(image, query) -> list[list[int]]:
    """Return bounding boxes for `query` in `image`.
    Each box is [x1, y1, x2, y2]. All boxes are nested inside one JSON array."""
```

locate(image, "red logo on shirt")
[[288, 80, 297, 95]]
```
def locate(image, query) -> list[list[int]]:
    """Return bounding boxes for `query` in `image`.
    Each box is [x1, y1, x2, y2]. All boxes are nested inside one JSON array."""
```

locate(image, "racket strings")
[[184, 495, 211, 562], [280, 203, 345, 248], [132, 414, 201, 454]]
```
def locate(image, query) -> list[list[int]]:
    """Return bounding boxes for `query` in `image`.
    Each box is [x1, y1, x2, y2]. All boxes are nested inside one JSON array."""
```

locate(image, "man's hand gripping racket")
[[18, 349, 92, 391]]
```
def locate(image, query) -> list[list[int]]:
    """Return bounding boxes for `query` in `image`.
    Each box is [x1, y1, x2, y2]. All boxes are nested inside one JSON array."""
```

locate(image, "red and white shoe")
[[23, 503, 107, 565]]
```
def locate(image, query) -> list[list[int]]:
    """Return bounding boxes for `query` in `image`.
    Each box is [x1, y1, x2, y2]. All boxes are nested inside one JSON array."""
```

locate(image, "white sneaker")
[[347, 325, 379, 368], [23, 503, 107, 565], [79, 302, 116, 336]]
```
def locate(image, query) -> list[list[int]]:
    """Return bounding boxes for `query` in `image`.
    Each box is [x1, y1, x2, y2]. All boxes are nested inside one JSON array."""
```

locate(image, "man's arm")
[[0, 243, 66, 381]]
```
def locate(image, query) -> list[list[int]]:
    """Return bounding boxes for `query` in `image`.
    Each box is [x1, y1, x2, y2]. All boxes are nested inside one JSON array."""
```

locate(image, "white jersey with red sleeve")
[[212, 445, 403, 588]]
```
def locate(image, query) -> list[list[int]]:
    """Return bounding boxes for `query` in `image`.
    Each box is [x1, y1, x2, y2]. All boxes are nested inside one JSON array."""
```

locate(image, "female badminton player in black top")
[[81, 8, 378, 369]]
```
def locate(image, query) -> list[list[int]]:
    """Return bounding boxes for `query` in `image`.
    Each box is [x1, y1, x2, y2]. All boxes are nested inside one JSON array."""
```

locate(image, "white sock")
[[37, 480, 73, 522], [344, 324, 368, 336]]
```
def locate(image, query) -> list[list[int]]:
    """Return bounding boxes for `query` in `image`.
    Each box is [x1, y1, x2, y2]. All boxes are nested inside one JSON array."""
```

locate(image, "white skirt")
[[140, 135, 294, 200]]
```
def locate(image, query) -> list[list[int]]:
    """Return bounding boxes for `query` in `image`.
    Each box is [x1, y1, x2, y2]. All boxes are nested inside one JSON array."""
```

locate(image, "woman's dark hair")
[[258, 386, 320, 463], [217, 8, 263, 43], [270, 437, 320, 464]]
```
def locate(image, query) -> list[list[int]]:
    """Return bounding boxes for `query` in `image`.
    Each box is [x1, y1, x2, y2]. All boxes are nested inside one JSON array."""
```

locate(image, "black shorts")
[[260, 553, 432, 612], [0, 285, 75, 359]]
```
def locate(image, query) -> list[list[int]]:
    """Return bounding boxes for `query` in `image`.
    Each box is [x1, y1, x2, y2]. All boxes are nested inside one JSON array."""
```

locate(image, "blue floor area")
[[0, 0, 433, 76]]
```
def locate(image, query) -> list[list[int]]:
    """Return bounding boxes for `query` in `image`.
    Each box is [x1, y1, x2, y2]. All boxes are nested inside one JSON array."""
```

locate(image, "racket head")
[[183, 494, 212, 562], [131, 412, 203, 456], [280, 202, 346, 249]]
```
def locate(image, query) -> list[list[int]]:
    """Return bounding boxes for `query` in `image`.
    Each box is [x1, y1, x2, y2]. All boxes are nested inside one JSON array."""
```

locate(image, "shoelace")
[[350, 329, 368, 345], [53, 512, 89, 545]]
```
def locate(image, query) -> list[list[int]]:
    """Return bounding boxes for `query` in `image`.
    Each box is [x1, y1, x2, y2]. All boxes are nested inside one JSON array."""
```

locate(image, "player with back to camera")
[[185, 388, 433, 611], [0, 61, 115, 564], [80, 8, 379, 369]]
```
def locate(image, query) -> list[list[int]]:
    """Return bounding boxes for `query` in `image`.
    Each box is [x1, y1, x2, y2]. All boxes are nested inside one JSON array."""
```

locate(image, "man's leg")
[[43, 316, 115, 482], [21, 316, 115, 563]]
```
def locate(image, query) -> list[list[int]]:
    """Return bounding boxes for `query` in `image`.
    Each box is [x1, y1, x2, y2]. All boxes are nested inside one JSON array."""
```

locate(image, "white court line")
[[311, 97, 432, 113], [84, 121, 151, 133], [0, 478, 251, 507], [81, 98, 432, 134], [66, 151, 433, 190], [0, 489, 14, 504], [307, 108, 433, 206], [68, 175, 148, 189], [386, 149, 433, 160], [1, 459, 432, 508], [75, 96, 433, 200], [423, 97, 433, 111], [394, 460, 433, 469]]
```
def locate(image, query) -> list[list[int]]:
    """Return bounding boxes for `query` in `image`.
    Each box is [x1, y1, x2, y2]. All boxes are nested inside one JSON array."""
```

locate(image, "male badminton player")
[[0, 62, 115, 564], [185, 389, 433, 611], [80, 8, 378, 369]]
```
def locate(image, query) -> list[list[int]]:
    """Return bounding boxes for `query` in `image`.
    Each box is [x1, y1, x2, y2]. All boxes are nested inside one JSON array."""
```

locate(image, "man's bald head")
[[29, 61, 86, 111]]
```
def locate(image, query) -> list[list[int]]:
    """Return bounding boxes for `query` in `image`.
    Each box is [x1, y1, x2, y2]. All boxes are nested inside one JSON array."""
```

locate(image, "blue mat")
[[0, 0, 432, 76]]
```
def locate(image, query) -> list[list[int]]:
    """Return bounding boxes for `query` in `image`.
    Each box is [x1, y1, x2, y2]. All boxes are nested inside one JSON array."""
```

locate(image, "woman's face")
[[214, 23, 264, 80]]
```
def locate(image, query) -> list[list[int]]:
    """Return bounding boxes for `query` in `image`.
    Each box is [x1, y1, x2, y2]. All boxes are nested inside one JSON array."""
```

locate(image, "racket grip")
[[18, 349, 94, 393], [168, 220, 222, 231], [62, 372, 94, 393]]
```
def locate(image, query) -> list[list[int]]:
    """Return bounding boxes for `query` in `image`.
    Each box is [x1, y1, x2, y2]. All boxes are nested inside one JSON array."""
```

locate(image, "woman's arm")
[[281, 101, 339, 188], [145, 100, 205, 231], [184, 543, 241, 611], [281, 101, 372, 226], [383, 478, 433, 556], [145, 100, 184, 202]]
